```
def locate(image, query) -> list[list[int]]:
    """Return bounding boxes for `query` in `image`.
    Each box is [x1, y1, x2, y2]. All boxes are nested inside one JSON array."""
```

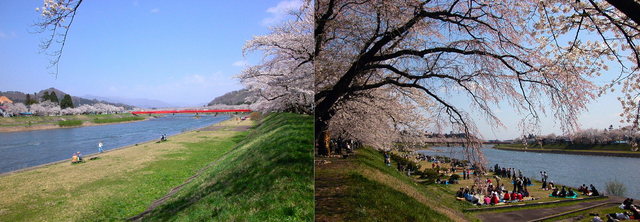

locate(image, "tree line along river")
[[0, 114, 229, 174], [418, 146, 640, 199]]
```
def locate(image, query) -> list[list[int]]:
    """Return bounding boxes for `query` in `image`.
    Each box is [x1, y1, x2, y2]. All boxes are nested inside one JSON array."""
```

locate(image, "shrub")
[[58, 120, 83, 127], [449, 173, 460, 181], [92, 116, 144, 124], [419, 168, 440, 184], [605, 180, 627, 196], [249, 112, 263, 121]]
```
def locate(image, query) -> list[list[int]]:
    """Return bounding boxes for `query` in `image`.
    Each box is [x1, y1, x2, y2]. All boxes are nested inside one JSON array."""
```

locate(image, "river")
[[418, 146, 640, 199], [0, 114, 229, 174]]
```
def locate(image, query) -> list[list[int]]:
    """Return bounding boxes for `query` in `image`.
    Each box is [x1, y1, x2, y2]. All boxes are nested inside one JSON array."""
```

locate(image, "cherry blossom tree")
[[29, 101, 61, 116], [3, 103, 29, 116], [238, 1, 314, 114], [35, 0, 83, 76], [314, 0, 610, 159], [532, 1, 640, 129]]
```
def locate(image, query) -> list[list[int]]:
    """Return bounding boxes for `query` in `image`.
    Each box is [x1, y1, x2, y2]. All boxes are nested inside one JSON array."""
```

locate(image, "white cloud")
[[261, 0, 302, 26], [232, 60, 249, 67], [0, 31, 17, 39], [150, 8, 160, 13]]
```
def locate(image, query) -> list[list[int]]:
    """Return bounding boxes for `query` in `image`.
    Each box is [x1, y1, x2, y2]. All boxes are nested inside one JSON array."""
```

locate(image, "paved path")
[[476, 196, 624, 222]]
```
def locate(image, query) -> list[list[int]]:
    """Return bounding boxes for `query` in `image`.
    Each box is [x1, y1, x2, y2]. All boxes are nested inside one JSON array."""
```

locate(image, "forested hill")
[[207, 89, 253, 106], [0, 87, 134, 109]]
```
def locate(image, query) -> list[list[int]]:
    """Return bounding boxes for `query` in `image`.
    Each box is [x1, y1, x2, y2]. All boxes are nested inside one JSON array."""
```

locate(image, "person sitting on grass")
[[71, 153, 79, 163], [590, 184, 600, 196], [551, 187, 560, 197], [559, 186, 567, 197], [71, 152, 83, 164], [491, 192, 500, 204], [623, 198, 634, 210], [456, 188, 465, 198], [568, 188, 576, 197], [631, 205, 640, 219]]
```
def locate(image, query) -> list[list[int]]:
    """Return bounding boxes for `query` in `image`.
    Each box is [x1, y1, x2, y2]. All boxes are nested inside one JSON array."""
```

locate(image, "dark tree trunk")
[[605, 0, 640, 26]]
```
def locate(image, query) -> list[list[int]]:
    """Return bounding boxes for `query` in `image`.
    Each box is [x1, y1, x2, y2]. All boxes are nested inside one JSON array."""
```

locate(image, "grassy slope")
[[141, 112, 314, 221], [316, 147, 472, 222], [0, 119, 249, 221]]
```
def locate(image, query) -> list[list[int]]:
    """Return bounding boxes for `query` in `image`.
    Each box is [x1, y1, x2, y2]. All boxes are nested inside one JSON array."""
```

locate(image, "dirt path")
[[315, 157, 354, 222], [476, 196, 624, 222]]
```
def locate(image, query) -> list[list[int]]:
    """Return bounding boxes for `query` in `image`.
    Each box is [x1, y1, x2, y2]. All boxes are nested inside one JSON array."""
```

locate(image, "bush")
[[58, 120, 83, 127], [449, 173, 460, 181], [605, 180, 627, 196], [92, 116, 144, 124], [389, 153, 419, 171], [249, 112, 263, 121], [418, 168, 440, 184]]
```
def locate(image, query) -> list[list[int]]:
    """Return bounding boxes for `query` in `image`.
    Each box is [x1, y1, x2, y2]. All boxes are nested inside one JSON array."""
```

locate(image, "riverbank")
[[492, 144, 640, 158], [316, 147, 471, 221], [0, 112, 313, 221], [0, 113, 155, 133], [0, 117, 249, 221]]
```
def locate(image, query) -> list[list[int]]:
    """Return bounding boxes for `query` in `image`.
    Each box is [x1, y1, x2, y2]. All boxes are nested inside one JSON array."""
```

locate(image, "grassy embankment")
[[540, 205, 623, 222], [315, 146, 613, 221], [493, 143, 640, 155], [0, 112, 313, 221], [316, 147, 471, 221], [140, 112, 314, 221]]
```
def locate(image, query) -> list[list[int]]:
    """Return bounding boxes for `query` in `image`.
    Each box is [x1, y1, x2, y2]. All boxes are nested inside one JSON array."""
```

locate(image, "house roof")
[[0, 96, 12, 104]]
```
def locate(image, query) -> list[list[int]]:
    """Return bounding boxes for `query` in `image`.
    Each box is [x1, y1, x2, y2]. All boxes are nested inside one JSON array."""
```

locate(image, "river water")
[[0, 114, 229, 174], [418, 146, 640, 199]]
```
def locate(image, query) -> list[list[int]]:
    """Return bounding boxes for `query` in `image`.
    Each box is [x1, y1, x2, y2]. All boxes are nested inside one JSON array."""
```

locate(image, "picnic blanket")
[[549, 193, 579, 199]]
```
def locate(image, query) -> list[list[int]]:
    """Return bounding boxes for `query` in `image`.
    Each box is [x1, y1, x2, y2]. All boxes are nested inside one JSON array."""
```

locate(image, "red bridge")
[[131, 109, 252, 115]]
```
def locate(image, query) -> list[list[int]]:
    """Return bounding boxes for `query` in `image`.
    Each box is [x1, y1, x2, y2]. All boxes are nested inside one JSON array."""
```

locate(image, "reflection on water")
[[0, 115, 229, 174], [418, 146, 640, 199]]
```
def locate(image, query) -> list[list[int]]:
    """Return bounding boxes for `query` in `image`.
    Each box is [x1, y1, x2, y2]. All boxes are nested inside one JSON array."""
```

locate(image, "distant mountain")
[[0, 88, 135, 109], [208, 89, 254, 106], [83, 95, 175, 109]]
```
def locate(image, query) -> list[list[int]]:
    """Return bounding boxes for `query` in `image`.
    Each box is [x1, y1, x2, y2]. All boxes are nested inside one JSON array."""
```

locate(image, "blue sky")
[[0, 0, 300, 106], [0, 1, 628, 140]]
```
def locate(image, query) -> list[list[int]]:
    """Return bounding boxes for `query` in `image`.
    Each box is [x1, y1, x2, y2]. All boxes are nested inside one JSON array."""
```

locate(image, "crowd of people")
[[382, 152, 607, 207], [455, 177, 536, 205], [591, 198, 640, 221], [578, 184, 600, 196]]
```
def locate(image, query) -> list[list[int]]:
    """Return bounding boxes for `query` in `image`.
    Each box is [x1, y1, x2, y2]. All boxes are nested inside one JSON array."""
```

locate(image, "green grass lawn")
[[57, 119, 83, 127], [140, 112, 314, 221], [316, 147, 472, 221], [0, 118, 252, 221], [92, 116, 145, 124], [541, 205, 624, 222]]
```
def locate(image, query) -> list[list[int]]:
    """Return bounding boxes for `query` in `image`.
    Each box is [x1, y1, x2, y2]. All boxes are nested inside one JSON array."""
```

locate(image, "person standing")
[[98, 141, 104, 153]]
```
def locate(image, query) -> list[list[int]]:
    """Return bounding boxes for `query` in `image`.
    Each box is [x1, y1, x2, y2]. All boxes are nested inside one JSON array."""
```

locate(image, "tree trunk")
[[317, 129, 331, 156]]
